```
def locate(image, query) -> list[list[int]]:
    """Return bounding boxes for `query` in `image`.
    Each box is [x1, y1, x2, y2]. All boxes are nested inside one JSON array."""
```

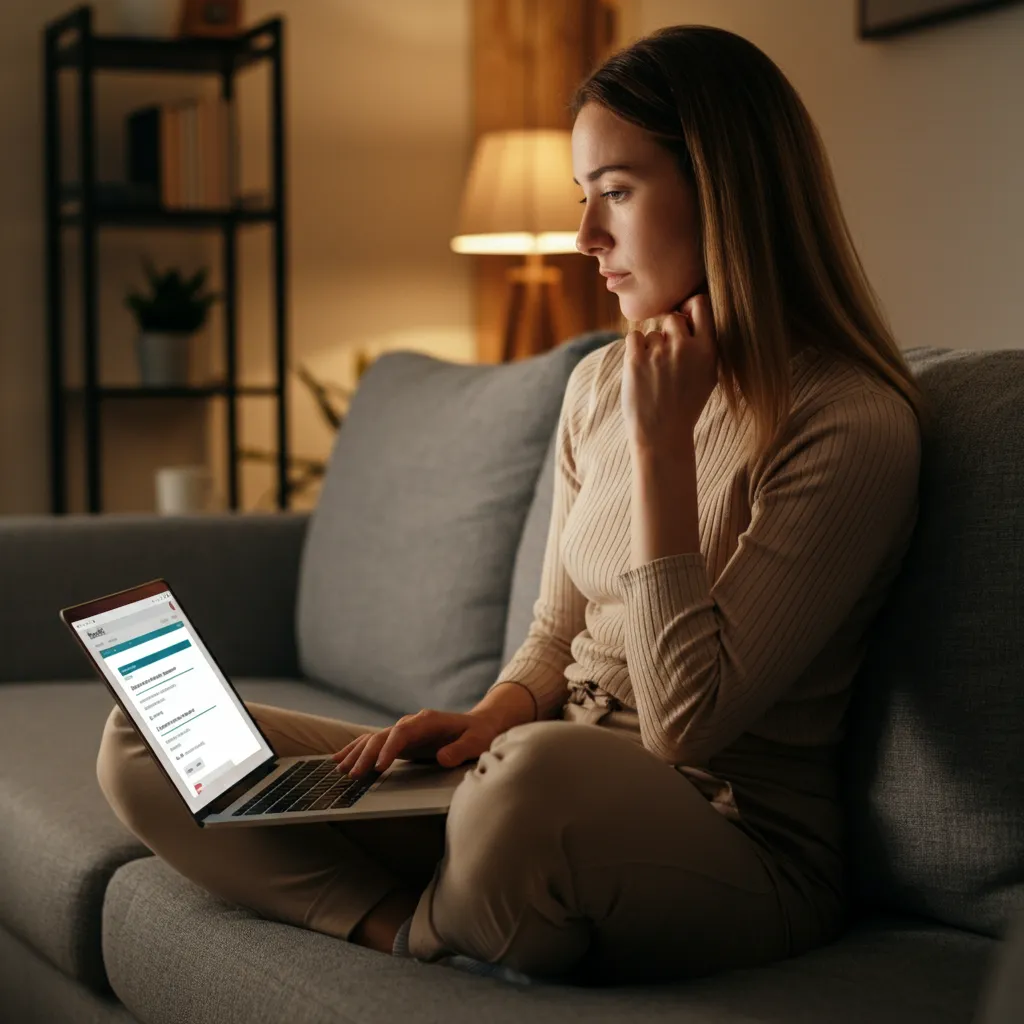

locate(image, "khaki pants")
[[96, 691, 805, 984]]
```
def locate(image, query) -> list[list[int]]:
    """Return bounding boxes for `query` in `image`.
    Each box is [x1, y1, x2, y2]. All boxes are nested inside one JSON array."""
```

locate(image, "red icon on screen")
[[194, 782, 203, 792], [169, 602, 177, 611]]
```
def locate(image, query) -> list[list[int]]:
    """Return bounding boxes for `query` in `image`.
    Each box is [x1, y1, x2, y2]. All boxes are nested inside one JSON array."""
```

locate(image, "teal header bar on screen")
[[118, 639, 192, 676], [100, 621, 184, 659]]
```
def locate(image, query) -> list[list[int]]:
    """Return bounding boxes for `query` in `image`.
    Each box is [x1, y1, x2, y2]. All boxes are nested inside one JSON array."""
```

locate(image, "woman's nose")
[[575, 217, 606, 256]]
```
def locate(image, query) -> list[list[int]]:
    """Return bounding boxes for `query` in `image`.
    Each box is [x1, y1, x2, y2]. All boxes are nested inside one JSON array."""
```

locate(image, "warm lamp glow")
[[450, 130, 581, 256], [450, 232, 579, 255]]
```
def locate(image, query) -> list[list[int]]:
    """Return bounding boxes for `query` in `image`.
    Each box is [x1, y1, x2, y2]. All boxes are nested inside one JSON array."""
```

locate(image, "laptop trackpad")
[[377, 760, 474, 792]]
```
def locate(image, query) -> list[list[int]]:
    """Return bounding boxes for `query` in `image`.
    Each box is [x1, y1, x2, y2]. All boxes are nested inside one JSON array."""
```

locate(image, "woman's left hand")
[[621, 292, 720, 454]]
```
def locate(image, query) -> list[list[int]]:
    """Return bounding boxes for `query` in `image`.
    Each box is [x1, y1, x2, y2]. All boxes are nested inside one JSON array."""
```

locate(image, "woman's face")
[[572, 102, 706, 322]]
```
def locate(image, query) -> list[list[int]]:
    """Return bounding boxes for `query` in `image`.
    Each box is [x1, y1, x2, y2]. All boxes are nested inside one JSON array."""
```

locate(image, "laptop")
[[61, 578, 472, 828]]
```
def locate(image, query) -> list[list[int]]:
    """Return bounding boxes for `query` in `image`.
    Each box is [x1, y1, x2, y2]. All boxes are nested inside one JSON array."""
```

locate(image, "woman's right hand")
[[332, 709, 503, 778]]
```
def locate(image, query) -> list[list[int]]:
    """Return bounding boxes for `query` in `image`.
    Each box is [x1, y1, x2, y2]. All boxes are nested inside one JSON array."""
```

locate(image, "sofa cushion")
[[0, 682, 152, 991], [0, 677, 397, 992], [296, 331, 619, 716], [0, 922, 140, 1024], [103, 855, 994, 1024], [844, 346, 1024, 937]]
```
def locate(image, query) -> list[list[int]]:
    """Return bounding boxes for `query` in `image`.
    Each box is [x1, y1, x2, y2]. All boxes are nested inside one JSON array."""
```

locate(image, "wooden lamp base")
[[500, 253, 566, 363]]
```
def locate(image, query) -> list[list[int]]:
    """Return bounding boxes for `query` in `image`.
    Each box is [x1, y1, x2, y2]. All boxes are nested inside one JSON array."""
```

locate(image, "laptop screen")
[[70, 585, 274, 814]]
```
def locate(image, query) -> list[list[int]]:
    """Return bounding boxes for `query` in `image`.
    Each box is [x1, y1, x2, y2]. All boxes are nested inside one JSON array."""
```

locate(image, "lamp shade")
[[451, 129, 581, 255]]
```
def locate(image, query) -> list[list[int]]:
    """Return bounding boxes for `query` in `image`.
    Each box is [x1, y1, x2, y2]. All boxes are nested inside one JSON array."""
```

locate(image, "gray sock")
[[391, 914, 413, 957], [392, 913, 538, 985], [439, 954, 538, 985]]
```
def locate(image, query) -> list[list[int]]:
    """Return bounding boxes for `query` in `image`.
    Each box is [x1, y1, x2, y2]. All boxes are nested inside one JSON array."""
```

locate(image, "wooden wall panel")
[[470, 0, 624, 363]]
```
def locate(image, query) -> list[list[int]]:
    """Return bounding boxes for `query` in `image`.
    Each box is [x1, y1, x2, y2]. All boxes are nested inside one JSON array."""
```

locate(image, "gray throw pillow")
[[295, 331, 619, 717]]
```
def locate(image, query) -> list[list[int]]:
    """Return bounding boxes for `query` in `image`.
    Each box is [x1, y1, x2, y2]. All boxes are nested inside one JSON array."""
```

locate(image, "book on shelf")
[[127, 96, 232, 209]]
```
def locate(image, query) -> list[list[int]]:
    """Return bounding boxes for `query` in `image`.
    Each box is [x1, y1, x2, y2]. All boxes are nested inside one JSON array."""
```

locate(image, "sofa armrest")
[[0, 512, 309, 683]]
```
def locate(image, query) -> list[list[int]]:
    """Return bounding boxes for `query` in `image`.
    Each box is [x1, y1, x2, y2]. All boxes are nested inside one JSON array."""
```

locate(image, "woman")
[[97, 25, 928, 986]]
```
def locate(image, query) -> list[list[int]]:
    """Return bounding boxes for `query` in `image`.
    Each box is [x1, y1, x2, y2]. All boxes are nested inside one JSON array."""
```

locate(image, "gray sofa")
[[0, 332, 1021, 1024]]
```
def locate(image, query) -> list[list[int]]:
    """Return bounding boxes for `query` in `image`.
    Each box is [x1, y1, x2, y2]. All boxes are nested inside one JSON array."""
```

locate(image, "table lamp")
[[451, 129, 581, 363]]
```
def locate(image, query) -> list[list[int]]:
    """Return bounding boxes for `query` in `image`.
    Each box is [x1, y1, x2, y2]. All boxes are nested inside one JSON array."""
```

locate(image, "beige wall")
[[626, 0, 1024, 356], [0, 0, 473, 514]]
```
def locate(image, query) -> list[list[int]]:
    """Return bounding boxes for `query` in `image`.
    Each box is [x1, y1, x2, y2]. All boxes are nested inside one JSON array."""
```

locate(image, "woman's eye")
[[578, 190, 627, 205]]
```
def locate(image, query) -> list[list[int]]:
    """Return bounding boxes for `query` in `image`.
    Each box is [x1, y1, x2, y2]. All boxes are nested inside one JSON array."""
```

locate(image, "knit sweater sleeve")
[[612, 389, 921, 765], [488, 353, 600, 720]]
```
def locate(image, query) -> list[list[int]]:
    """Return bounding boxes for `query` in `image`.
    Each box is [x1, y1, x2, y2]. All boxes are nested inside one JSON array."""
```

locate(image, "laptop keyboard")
[[231, 758, 378, 817]]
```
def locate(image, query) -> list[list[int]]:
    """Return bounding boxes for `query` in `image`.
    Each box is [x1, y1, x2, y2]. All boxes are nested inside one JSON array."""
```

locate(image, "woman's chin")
[[619, 299, 643, 321], [621, 297, 677, 323]]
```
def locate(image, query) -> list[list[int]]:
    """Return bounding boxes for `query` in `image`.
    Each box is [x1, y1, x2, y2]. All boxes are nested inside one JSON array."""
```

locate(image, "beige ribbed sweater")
[[493, 339, 921, 773]]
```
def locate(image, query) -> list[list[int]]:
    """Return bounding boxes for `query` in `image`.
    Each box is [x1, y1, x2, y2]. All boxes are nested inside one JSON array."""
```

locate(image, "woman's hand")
[[621, 292, 720, 453], [332, 709, 503, 778]]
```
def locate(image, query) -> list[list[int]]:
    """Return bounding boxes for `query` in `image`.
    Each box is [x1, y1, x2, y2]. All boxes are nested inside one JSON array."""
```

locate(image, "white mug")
[[155, 466, 212, 515]]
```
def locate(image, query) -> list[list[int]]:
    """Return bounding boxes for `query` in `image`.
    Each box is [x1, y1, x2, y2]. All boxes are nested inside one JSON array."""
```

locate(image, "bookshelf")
[[43, 4, 289, 513]]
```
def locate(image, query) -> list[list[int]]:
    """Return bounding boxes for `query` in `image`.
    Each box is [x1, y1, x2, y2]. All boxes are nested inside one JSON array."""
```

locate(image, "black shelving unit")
[[43, 4, 289, 513]]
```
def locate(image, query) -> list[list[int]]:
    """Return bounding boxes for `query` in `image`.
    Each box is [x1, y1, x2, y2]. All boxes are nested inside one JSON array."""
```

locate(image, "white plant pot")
[[115, 0, 178, 36], [137, 331, 192, 387]]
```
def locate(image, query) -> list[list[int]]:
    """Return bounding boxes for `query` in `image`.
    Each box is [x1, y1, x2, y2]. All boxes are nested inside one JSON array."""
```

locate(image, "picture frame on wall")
[[858, 0, 1021, 38]]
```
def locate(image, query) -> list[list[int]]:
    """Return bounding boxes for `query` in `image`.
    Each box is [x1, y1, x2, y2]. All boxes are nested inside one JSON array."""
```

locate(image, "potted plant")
[[125, 255, 220, 386]]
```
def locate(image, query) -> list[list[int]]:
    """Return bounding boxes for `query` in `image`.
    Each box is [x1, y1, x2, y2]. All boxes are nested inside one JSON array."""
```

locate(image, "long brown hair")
[[570, 25, 931, 463]]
